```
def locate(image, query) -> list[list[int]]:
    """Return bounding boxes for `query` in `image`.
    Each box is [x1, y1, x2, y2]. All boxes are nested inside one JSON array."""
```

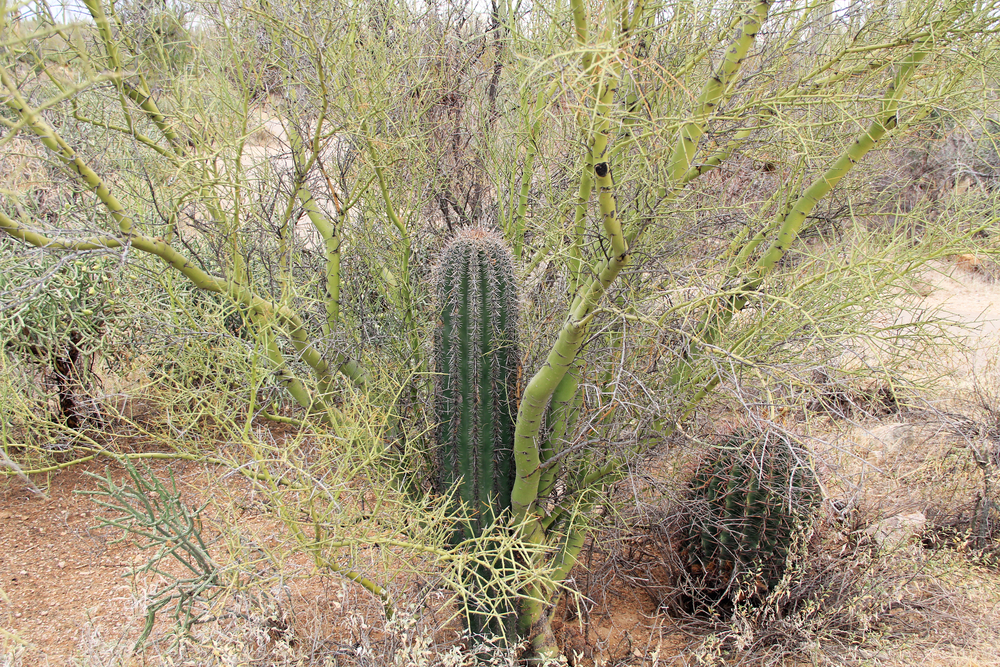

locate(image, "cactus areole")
[[433, 226, 520, 542]]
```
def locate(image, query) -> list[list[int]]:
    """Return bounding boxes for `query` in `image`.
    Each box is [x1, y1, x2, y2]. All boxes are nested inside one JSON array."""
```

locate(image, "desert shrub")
[[873, 112, 1000, 218], [594, 425, 995, 666], [108, 0, 196, 75], [919, 378, 1000, 560], [2, 0, 1000, 661], [0, 239, 125, 433], [677, 535, 990, 666]]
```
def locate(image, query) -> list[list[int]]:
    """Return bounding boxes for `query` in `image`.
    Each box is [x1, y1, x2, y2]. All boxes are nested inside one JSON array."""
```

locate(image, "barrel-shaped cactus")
[[682, 430, 820, 601], [433, 226, 520, 640]]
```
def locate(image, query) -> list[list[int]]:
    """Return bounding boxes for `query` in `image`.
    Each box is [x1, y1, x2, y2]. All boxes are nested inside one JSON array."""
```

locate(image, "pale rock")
[[865, 512, 926, 550]]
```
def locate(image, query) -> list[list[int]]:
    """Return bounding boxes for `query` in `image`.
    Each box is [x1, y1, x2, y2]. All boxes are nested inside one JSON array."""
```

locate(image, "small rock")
[[19, 570, 27, 576], [57, 561, 66, 569], [0, 511, 11, 519], [955, 253, 982, 274], [865, 512, 926, 550], [867, 423, 916, 448], [14, 612, 21, 618], [40, 611, 48, 617]]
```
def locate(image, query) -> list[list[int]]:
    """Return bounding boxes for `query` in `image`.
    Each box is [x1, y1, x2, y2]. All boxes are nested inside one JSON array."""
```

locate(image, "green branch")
[[665, 0, 771, 185], [368, 138, 424, 382], [671, 35, 940, 391]]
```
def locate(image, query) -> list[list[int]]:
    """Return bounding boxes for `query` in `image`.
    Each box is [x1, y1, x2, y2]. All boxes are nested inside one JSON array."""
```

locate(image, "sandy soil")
[[1, 461, 173, 664]]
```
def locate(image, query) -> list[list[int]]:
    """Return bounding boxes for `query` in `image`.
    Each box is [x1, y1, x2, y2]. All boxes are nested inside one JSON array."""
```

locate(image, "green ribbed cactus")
[[433, 226, 520, 641], [683, 430, 820, 601]]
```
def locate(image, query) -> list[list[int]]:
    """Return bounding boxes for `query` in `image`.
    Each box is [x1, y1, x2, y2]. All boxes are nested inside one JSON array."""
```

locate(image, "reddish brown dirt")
[[1, 461, 154, 664], [0, 453, 686, 666], [0, 456, 316, 665]]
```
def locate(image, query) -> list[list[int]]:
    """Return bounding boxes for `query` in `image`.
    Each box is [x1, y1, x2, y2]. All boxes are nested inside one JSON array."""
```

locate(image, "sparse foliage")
[[2, 0, 1000, 661], [82, 460, 231, 648]]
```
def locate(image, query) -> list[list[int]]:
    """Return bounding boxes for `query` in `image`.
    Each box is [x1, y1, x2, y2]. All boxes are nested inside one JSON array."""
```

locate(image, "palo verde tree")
[[2, 0, 999, 661]]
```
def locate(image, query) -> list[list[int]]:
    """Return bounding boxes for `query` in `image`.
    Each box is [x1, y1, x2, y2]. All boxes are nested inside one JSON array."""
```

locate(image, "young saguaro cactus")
[[434, 226, 520, 542], [434, 226, 520, 642]]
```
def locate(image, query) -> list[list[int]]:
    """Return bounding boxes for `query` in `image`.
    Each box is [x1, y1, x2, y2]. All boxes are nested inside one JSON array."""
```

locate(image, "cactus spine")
[[434, 226, 520, 640]]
